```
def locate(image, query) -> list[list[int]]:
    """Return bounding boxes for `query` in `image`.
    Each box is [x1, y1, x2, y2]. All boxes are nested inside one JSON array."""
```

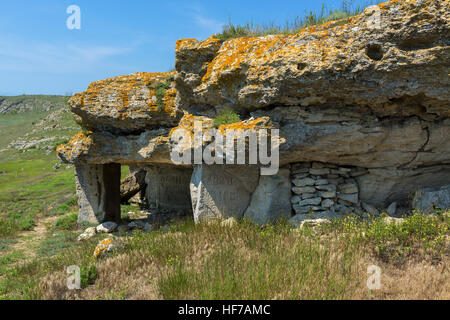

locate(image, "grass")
[[0, 96, 78, 238], [1, 211, 447, 300], [215, 0, 383, 40], [213, 108, 241, 128], [147, 75, 174, 111]]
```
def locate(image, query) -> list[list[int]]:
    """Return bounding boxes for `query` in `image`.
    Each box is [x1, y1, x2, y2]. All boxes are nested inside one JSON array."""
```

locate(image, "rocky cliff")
[[58, 0, 450, 225]]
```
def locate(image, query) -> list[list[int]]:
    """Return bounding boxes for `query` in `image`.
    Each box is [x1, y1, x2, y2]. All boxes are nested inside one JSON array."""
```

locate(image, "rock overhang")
[[58, 0, 450, 223], [69, 72, 181, 135]]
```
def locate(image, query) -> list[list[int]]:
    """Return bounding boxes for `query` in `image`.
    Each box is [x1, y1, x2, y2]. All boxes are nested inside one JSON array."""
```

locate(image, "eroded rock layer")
[[58, 0, 450, 224]]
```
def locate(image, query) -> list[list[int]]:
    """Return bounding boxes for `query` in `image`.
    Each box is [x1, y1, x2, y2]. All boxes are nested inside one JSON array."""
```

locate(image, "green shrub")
[[0, 215, 35, 236], [212, 108, 240, 128], [80, 264, 97, 288], [54, 212, 78, 230]]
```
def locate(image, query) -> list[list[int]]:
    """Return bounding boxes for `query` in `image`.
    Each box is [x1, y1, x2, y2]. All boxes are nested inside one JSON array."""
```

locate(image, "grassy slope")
[[0, 96, 82, 289], [2, 214, 448, 300], [0, 96, 79, 238]]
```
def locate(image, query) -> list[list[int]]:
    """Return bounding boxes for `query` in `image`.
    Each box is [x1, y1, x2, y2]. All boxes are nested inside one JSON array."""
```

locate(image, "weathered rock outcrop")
[[69, 72, 181, 134], [176, 0, 449, 117], [120, 169, 147, 203], [58, 0, 450, 225]]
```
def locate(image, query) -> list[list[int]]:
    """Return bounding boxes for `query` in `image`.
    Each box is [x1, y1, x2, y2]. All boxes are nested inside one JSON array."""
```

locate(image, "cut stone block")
[[292, 186, 316, 194], [245, 168, 292, 225], [191, 165, 259, 223], [309, 168, 330, 175], [319, 191, 336, 198], [315, 179, 328, 186], [298, 197, 322, 206], [321, 199, 334, 208], [316, 184, 337, 192], [338, 193, 359, 204], [292, 177, 315, 187], [412, 185, 450, 214], [75, 163, 121, 224], [361, 202, 380, 216], [302, 193, 317, 199]]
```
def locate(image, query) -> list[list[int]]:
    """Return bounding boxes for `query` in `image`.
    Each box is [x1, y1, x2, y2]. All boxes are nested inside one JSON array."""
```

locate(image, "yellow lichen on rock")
[[56, 131, 93, 163], [69, 72, 180, 133]]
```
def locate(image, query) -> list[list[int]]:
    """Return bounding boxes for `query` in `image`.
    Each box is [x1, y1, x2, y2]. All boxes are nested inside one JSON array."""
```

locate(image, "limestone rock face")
[[244, 168, 292, 225], [60, 0, 450, 225], [120, 170, 147, 203], [69, 72, 182, 134], [145, 165, 193, 212], [176, 0, 449, 117], [190, 165, 259, 223], [412, 185, 450, 214], [75, 164, 121, 224]]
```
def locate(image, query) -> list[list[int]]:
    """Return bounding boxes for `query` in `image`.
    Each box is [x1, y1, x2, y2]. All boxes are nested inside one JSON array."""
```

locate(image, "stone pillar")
[[145, 165, 193, 212], [190, 165, 260, 223], [75, 163, 121, 224]]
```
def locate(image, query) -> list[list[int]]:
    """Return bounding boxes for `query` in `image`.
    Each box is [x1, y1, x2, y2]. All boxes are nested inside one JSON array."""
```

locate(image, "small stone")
[[144, 223, 154, 232], [293, 205, 312, 214], [117, 225, 129, 234], [383, 217, 404, 225], [293, 173, 309, 179], [321, 199, 334, 208], [291, 195, 302, 204], [319, 191, 336, 198], [316, 184, 337, 192], [338, 193, 359, 204], [361, 202, 380, 216], [292, 167, 310, 174], [84, 227, 96, 235], [292, 178, 315, 187], [128, 221, 138, 229], [77, 232, 95, 241], [301, 193, 316, 199], [350, 170, 367, 177], [326, 174, 339, 179], [328, 178, 344, 185], [339, 183, 358, 194], [96, 222, 118, 233], [312, 162, 326, 169], [309, 168, 330, 175], [315, 179, 328, 186], [299, 197, 322, 206], [387, 202, 397, 216], [338, 167, 352, 174], [292, 186, 316, 194]]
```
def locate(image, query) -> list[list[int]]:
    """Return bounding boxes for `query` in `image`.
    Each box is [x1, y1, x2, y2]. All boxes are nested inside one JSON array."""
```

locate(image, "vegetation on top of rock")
[[214, 0, 383, 40], [212, 108, 241, 128], [147, 75, 175, 111]]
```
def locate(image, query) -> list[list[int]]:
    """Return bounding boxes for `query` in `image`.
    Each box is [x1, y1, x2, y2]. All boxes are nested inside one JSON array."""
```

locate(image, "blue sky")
[[0, 0, 372, 95]]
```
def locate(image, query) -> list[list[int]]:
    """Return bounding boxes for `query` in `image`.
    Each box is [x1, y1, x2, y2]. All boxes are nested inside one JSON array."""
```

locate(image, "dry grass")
[[16, 213, 448, 300]]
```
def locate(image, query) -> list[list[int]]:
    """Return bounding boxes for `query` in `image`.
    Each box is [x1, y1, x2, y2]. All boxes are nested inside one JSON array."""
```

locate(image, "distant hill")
[[0, 95, 79, 158], [0, 95, 69, 115]]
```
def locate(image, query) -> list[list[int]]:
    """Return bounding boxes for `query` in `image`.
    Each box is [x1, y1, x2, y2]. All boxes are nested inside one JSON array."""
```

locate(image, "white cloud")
[[188, 4, 224, 34], [0, 35, 133, 74]]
